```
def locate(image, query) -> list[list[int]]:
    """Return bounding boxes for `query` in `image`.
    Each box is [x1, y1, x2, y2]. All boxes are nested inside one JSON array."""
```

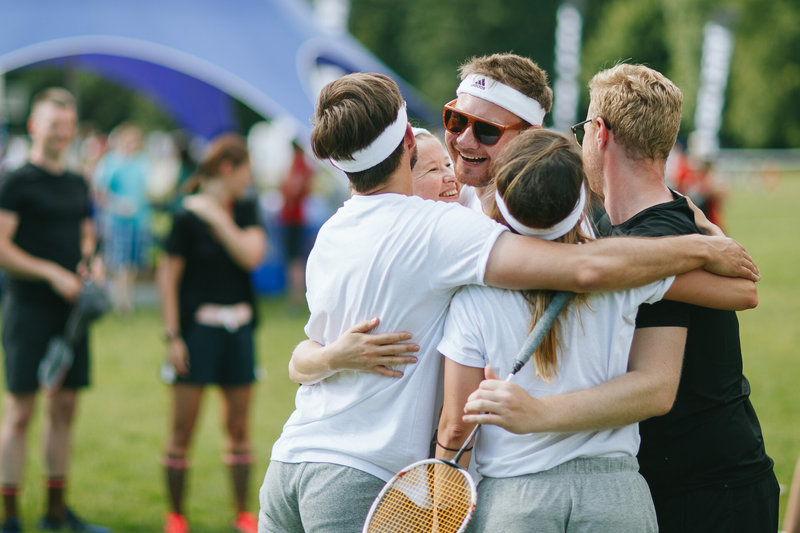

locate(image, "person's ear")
[[404, 124, 416, 151], [595, 117, 610, 148]]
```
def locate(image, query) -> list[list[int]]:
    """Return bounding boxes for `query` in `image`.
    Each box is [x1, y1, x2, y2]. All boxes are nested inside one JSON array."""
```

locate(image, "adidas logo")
[[471, 77, 486, 90]]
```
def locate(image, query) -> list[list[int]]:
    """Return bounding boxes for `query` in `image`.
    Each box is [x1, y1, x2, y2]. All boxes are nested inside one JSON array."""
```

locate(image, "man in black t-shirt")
[[0, 88, 108, 533], [580, 64, 777, 532]]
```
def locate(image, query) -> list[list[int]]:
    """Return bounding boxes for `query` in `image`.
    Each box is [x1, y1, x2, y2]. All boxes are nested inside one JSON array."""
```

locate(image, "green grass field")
[[1, 171, 799, 531]]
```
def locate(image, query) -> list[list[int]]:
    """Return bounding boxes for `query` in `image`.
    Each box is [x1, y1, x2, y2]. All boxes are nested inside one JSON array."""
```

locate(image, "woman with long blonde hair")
[[435, 129, 671, 532]]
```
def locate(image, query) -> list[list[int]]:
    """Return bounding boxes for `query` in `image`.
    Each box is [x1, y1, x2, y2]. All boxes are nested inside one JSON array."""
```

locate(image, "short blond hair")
[[459, 53, 553, 115], [31, 87, 76, 114], [588, 64, 682, 161]]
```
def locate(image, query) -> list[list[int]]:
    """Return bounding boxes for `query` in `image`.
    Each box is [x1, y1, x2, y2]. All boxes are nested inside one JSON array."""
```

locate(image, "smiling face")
[[444, 93, 528, 189], [411, 136, 460, 202]]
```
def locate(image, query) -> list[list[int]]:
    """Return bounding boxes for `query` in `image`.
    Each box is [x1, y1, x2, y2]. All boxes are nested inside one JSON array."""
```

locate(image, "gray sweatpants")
[[258, 460, 385, 533], [467, 456, 657, 533]]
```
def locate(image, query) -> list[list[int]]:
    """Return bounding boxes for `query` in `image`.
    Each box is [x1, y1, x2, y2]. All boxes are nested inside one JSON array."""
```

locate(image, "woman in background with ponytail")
[[157, 133, 266, 533]]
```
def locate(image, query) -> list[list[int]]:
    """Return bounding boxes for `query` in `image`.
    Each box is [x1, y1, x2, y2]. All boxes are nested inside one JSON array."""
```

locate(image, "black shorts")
[[176, 322, 256, 386], [652, 470, 779, 533], [2, 292, 90, 393]]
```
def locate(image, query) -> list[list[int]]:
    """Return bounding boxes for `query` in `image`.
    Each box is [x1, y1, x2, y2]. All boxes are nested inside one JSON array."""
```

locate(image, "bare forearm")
[[288, 339, 336, 384], [666, 269, 758, 310], [80, 218, 97, 260], [436, 359, 482, 467], [486, 232, 757, 292], [212, 222, 266, 270], [464, 328, 685, 434], [529, 372, 672, 432], [0, 241, 63, 282]]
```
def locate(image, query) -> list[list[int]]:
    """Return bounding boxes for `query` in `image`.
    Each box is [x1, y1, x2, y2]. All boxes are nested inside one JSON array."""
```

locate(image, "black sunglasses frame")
[[571, 117, 612, 146], [570, 118, 592, 146], [442, 99, 528, 146]]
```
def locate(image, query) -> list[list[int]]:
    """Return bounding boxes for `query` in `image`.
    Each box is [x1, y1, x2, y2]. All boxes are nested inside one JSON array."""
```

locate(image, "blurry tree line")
[[348, 0, 800, 149], [3, 0, 798, 149], [2, 68, 262, 138]]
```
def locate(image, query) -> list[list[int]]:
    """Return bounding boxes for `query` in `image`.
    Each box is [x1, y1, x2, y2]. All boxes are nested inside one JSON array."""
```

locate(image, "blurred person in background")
[[157, 133, 266, 533], [278, 140, 313, 314], [0, 87, 108, 533], [669, 148, 728, 231], [93, 122, 153, 315], [166, 130, 197, 214]]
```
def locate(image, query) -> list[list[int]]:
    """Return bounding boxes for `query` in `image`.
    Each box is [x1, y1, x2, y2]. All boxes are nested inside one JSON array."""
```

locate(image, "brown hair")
[[489, 129, 591, 381], [588, 63, 683, 161], [181, 133, 248, 193], [311, 73, 406, 193], [459, 53, 554, 115]]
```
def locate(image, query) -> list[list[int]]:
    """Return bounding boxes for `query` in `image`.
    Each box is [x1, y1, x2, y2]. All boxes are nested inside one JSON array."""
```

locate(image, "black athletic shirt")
[[0, 163, 90, 305], [600, 194, 774, 495], [163, 197, 260, 333]]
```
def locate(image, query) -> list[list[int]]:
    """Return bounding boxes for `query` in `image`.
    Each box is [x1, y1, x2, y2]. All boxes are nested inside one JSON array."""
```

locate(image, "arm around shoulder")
[[666, 268, 758, 310], [484, 231, 757, 293], [288, 318, 420, 385]]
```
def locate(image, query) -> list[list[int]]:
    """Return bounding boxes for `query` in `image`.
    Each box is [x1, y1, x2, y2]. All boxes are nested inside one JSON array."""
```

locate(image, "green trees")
[[348, 0, 800, 148]]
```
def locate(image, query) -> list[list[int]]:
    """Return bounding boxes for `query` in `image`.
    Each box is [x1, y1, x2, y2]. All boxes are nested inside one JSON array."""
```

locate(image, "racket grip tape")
[[509, 291, 573, 375]]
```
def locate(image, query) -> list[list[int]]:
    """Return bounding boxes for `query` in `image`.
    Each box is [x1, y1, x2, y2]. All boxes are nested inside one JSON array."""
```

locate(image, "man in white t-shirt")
[[257, 72, 759, 533]]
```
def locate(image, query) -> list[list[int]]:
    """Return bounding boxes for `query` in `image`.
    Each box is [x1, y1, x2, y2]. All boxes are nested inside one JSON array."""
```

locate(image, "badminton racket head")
[[363, 459, 477, 533]]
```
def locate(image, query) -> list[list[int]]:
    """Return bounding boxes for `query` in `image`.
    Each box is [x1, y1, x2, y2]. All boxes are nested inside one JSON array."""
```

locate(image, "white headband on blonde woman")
[[330, 103, 408, 173], [411, 127, 432, 137], [494, 185, 587, 241], [457, 74, 546, 127]]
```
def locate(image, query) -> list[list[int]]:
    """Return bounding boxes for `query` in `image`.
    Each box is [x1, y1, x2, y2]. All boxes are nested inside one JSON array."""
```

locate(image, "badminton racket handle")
[[452, 291, 572, 463], [452, 424, 479, 464], [509, 291, 572, 375]]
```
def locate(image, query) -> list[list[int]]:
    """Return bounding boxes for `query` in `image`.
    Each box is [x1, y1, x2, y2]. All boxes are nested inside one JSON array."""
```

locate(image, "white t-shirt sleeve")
[[437, 287, 487, 369], [641, 275, 676, 304], [427, 204, 507, 289]]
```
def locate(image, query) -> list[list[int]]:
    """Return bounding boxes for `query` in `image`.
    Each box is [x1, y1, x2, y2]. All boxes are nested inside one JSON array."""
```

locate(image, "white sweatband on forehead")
[[330, 103, 409, 173], [457, 74, 546, 127], [494, 186, 587, 241]]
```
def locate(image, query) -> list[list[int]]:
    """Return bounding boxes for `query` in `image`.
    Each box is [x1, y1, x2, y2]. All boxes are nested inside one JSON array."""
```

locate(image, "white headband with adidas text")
[[457, 74, 546, 127], [330, 103, 408, 173]]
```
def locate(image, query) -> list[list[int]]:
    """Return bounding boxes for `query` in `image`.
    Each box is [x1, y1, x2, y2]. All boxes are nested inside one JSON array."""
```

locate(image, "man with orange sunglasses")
[[442, 53, 552, 213]]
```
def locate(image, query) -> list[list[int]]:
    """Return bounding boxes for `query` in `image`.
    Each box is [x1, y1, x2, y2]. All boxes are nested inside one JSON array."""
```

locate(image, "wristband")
[[436, 438, 472, 453]]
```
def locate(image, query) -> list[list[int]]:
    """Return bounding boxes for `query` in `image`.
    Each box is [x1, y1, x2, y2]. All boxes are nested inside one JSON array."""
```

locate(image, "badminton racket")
[[362, 291, 573, 533]]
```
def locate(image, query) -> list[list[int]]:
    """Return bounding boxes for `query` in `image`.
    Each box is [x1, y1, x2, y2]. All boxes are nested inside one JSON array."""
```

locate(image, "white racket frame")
[[362, 458, 478, 533]]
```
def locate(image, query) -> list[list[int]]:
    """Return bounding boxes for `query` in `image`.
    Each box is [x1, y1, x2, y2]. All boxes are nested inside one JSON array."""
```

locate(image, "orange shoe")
[[232, 512, 258, 533], [164, 512, 189, 533]]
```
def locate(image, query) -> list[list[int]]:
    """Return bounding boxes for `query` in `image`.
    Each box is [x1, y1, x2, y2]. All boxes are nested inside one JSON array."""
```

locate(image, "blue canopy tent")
[[0, 0, 438, 141], [0, 0, 440, 296]]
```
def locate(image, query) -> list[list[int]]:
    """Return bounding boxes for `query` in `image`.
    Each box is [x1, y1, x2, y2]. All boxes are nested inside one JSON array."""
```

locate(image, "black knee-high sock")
[[224, 452, 253, 514], [46, 477, 66, 520], [163, 456, 189, 515], [2, 485, 19, 522]]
